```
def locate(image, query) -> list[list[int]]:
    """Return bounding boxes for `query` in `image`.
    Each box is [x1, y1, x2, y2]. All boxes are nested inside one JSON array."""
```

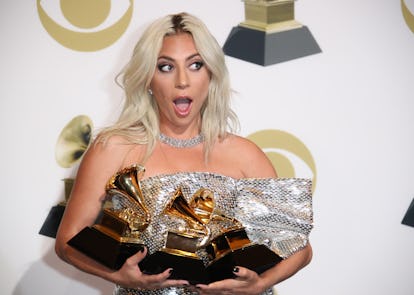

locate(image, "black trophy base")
[[139, 251, 210, 285], [223, 25, 321, 66], [39, 204, 65, 238], [206, 244, 283, 282], [68, 227, 145, 270], [402, 197, 414, 227]]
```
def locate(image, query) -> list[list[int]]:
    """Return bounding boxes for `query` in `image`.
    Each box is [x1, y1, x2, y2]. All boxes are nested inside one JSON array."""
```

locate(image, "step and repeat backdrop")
[[1, 1, 414, 294]]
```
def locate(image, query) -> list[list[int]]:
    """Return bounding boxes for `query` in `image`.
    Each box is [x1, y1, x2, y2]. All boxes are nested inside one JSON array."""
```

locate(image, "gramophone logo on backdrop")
[[223, 0, 321, 66], [402, 0, 414, 34], [401, 0, 414, 227], [36, 0, 133, 51], [39, 115, 93, 238]]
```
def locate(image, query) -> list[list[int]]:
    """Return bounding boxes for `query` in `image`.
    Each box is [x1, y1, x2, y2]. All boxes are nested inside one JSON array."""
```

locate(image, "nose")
[[175, 67, 189, 89]]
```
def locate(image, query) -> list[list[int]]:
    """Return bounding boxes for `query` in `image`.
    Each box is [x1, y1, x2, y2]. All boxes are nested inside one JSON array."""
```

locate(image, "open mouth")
[[173, 97, 192, 116]]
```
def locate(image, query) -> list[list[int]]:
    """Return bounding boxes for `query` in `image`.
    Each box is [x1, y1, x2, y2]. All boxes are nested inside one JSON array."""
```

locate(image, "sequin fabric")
[[113, 172, 313, 295]]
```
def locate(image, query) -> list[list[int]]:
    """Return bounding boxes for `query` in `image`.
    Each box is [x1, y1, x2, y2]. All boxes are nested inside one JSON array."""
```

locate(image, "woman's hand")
[[112, 248, 190, 290], [194, 267, 266, 295], [193, 244, 313, 294]]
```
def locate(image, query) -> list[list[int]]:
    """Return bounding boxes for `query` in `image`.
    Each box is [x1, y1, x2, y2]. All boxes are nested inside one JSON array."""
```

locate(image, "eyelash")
[[158, 63, 173, 72], [190, 61, 204, 70], [157, 61, 204, 73]]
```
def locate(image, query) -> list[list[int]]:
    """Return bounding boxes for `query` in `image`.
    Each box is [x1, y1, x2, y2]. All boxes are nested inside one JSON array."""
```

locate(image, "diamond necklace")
[[159, 133, 204, 148]]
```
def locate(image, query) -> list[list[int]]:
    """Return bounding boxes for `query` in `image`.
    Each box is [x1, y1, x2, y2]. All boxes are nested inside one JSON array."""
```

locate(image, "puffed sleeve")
[[235, 178, 313, 258]]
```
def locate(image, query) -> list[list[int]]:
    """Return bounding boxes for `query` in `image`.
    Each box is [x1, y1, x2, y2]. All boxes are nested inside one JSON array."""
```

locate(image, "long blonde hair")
[[99, 12, 239, 161]]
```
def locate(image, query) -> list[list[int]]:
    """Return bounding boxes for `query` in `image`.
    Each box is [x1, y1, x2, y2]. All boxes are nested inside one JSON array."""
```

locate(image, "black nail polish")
[[233, 266, 239, 273], [169, 268, 174, 274]]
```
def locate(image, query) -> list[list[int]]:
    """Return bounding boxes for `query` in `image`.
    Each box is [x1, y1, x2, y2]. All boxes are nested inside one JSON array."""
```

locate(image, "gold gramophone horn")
[[55, 115, 93, 168]]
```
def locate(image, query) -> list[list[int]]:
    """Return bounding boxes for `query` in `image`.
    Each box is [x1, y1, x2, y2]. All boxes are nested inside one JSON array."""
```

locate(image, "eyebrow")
[[157, 53, 201, 62]]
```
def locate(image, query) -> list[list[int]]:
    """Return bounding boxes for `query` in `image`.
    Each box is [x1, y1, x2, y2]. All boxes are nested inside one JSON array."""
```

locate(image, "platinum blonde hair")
[[99, 12, 239, 161]]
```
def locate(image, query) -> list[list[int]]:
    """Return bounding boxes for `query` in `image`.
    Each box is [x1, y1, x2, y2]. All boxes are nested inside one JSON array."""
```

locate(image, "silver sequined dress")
[[113, 172, 313, 295]]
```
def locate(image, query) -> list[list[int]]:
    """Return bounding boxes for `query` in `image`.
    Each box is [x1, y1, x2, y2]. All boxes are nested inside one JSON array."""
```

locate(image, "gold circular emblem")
[[402, 0, 414, 34], [247, 129, 317, 191], [36, 0, 134, 51], [60, 0, 111, 29]]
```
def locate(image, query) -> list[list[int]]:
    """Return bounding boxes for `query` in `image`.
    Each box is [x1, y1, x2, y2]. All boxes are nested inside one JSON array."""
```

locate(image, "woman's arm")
[[253, 244, 312, 292], [55, 138, 188, 289]]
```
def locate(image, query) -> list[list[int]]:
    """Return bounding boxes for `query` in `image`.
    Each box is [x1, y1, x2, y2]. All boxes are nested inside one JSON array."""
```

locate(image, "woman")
[[55, 12, 313, 295]]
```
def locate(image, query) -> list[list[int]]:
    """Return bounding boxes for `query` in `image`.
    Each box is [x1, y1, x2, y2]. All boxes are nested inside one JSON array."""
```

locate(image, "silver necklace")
[[159, 133, 204, 148]]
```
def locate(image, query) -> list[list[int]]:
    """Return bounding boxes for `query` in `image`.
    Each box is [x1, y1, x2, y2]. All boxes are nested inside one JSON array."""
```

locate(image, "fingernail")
[[233, 266, 239, 273], [169, 268, 174, 274]]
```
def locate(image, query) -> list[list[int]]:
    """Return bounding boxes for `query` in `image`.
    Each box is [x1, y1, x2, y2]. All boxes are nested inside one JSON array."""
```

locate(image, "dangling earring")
[[148, 89, 153, 96]]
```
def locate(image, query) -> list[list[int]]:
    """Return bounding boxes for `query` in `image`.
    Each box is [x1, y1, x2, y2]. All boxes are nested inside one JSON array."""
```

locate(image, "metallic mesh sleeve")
[[235, 178, 313, 258]]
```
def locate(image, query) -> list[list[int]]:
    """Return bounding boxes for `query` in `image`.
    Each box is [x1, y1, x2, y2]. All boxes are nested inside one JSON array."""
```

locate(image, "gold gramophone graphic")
[[68, 164, 151, 270], [39, 115, 93, 238]]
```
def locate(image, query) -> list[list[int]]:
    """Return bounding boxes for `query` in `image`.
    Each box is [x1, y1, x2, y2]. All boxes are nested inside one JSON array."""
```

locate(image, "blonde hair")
[[99, 12, 239, 161]]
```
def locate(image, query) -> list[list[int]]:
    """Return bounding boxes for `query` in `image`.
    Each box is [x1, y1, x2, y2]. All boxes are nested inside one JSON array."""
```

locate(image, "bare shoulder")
[[218, 134, 277, 178], [222, 134, 260, 153], [78, 135, 145, 183]]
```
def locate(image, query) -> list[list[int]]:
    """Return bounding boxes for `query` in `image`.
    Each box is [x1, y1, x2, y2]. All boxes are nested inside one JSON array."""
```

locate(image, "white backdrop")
[[1, 1, 414, 294]]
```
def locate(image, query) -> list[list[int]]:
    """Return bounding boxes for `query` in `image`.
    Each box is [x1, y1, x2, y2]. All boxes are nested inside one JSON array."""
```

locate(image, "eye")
[[158, 63, 173, 72], [189, 61, 204, 71]]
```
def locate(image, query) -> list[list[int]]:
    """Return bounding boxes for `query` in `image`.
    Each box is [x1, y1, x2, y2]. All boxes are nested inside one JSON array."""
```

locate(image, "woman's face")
[[150, 33, 210, 133]]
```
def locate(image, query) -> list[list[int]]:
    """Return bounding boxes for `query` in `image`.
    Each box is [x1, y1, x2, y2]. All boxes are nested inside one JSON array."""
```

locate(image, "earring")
[[148, 89, 153, 96]]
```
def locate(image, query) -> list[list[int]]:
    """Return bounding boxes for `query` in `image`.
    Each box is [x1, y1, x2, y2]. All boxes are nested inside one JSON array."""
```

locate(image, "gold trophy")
[[139, 188, 211, 284], [205, 227, 283, 282], [202, 192, 283, 282], [241, 0, 301, 32], [68, 165, 150, 270], [140, 187, 282, 283]]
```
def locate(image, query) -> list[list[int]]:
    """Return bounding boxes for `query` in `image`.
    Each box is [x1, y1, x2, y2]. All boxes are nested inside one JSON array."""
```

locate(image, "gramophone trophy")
[[68, 165, 150, 270], [205, 227, 283, 282], [203, 198, 284, 282], [139, 188, 210, 284], [140, 187, 282, 283], [223, 0, 321, 65]]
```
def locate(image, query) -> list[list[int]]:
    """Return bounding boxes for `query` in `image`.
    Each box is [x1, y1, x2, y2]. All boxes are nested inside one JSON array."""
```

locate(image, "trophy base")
[[402, 197, 414, 227], [39, 204, 65, 238], [68, 227, 145, 270], [140, 251, 210, 285], [223, 25, 321, 66], [206, 244, 283, 282]]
